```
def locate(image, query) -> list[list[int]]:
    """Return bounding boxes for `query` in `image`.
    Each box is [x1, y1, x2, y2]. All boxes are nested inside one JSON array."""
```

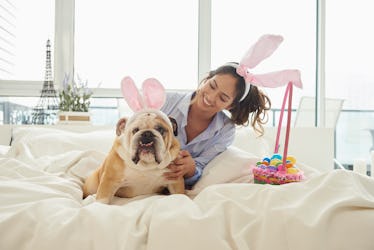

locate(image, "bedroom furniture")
[[0, 125, 373, 250], [294, 96, 344, 128], [0, 125, 335, 172], [294, 96, 345, 169], [370, 129, 374, 152], [0, 124, 112, 146], [233, 126, 334, 172]]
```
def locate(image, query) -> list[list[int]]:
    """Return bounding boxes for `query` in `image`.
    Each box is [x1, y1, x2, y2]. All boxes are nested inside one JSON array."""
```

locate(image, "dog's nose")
[[140, 131, 154, 144]]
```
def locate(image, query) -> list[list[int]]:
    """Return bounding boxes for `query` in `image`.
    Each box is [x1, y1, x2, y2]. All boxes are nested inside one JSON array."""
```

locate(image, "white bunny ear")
[[121, 76, 144, 112], [142, 78, 165, 109]]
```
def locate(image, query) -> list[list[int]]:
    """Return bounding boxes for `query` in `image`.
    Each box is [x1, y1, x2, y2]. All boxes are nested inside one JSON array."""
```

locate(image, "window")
[[74, 0, 198, 90], [211, 0, 316, 109], [326, 0, 374, 166], [0, 0, 54, 81], [0, 0, 373, 173], [0, 0, 55, 124], [326, 0, 374, 110]]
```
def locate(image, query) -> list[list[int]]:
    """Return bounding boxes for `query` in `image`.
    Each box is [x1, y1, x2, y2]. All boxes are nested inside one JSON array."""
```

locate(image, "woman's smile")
[[202, 93, 214, 107]]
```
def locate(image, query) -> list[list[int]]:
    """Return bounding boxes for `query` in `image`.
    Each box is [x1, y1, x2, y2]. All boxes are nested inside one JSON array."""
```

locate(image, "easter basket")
[[225, 34, 304, 185], [252, 82, 304, 185]]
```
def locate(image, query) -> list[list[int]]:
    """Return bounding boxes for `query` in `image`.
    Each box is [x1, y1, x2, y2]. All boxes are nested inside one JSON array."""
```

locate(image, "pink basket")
[[252, 82, 304, 185]]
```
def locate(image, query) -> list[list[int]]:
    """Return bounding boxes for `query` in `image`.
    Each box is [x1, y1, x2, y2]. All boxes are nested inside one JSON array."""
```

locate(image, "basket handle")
[[273, 82, 293, 169]]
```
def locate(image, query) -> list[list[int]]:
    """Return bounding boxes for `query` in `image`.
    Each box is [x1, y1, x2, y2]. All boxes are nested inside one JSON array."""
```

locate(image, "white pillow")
[[187, 145, 322, 196], [8, 126, 116, 158], [188, 146, 260, 195]]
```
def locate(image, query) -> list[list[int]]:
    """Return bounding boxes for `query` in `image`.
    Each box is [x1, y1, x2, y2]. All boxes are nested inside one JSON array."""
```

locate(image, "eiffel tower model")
[[32, 39, 59, 124]]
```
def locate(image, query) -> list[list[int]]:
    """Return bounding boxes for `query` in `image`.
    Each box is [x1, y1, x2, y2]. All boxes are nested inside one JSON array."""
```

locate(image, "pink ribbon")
[[236, 65, 255, 84]]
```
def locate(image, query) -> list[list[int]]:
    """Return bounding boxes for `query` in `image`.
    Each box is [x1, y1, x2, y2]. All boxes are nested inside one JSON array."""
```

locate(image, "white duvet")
[[1, 127, 374, 250]]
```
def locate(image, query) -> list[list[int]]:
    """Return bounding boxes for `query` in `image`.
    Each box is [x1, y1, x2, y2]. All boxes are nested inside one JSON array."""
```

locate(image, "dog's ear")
[[116, 117, 128, 136], [168, 117, 178, 136]]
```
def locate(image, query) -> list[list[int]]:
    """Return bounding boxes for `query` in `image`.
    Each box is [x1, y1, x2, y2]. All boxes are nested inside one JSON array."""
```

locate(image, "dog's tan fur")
[[83, 110, 184, 204]]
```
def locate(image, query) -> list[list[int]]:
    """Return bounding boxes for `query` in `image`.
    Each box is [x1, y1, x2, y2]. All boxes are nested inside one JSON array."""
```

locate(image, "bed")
[[0, 125, 374, 250]]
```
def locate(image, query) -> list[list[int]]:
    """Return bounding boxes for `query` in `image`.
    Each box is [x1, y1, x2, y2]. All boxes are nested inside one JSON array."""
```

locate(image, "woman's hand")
[[164, 150, 196, 180]]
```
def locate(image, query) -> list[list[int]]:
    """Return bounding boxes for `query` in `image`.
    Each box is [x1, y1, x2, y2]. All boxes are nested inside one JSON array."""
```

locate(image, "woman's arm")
[[164, 123, 236, 187]]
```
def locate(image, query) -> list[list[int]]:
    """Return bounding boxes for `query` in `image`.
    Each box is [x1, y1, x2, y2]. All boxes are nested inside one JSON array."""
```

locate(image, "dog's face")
[[117, 109, 179, 170]]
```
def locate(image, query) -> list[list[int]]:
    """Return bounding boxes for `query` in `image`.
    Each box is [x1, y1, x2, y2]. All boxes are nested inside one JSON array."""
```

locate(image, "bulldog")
[[82, 109, 184, 204]]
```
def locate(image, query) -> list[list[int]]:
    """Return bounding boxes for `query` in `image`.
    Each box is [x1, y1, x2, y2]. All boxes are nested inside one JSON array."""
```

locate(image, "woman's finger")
[[164, 168, 183, 179]]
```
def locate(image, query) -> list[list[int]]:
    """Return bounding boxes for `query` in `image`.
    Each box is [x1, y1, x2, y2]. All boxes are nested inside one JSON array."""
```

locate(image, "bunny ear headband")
[[230, 34, 303, 101], [121, 76, 173, 127], [231, 34, 304, 170], [121, 76, 166, 112]]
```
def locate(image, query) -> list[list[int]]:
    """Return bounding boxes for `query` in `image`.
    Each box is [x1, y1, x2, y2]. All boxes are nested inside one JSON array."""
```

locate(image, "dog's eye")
[[155, 126, 165, 135], [132, 128, 139, 134]]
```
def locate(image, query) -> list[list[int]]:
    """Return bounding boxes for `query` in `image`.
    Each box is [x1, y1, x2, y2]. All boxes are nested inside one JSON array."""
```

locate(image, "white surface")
[[1, 125, 335, 173], [0, 145, 10, 156], [233, 126, 335, 172], [0, 124, 113, 146], [0, 126, 374, 249], [0, 124, 11, 146], [294, 96, 344, 128], [353, 159, 367, 176], [371, 151, 374, 177]]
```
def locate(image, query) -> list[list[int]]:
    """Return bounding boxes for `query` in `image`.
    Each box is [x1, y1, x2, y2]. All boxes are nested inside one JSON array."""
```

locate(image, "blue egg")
[[263, 157, 271, 163], [271, 154, 282, 160]]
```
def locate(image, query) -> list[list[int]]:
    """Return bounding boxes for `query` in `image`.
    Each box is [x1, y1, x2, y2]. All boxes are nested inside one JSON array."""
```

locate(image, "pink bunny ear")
[[251, 69, 303, 89], [235, 34, 303, 101], [142, 78, 165, 109], [240, 34, 283, 69], [121, 76, 144, 112]]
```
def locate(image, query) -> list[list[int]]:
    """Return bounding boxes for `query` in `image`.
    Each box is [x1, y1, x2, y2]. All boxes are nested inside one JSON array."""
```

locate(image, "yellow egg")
[[286, 156, 296, 165], [287, 167, 299, 174], [270, 159, 280, 166]]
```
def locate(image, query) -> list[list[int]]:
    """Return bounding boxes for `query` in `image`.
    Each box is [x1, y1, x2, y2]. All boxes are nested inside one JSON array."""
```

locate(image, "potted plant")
[[58, 74, 93, 124]]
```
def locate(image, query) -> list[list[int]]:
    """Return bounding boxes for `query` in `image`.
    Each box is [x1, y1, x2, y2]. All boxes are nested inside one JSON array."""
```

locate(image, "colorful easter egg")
[[286, 156, 296, 165]]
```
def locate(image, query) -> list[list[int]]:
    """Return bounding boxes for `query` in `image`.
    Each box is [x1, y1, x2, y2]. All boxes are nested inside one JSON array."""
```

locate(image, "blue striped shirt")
[[161, 92, 236, 187]]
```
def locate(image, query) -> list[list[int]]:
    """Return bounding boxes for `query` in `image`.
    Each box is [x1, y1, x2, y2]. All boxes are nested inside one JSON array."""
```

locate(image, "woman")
[[161, 63, 271, 188], [119, 34, 300, 189]]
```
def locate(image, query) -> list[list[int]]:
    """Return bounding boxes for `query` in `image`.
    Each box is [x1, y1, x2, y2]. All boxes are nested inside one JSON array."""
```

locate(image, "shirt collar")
[[177, 92, 193, 128]]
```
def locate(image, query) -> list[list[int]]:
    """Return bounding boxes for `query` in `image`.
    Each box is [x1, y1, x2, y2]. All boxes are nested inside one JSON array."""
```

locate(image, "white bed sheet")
[[0, 145, 10, 156], [1, 127, 374, 250]]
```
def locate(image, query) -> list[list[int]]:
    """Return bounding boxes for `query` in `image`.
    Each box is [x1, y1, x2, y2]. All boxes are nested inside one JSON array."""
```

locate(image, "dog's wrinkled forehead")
[[127, 109, 172, 129]]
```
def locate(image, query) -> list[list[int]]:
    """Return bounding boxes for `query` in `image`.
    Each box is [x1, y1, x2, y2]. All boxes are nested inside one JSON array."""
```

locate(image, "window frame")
[[0, 0, 326, 122]]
